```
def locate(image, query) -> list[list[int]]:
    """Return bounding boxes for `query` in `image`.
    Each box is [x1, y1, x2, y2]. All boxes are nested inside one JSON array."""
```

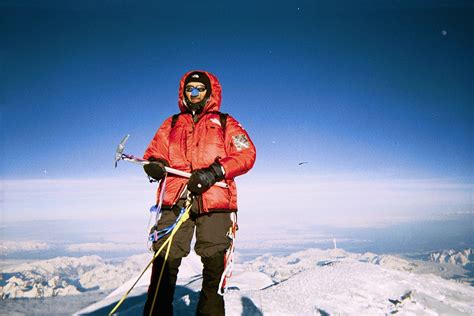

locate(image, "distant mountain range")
[[428, 248, 473, 266], [1, 254, 150, 299]]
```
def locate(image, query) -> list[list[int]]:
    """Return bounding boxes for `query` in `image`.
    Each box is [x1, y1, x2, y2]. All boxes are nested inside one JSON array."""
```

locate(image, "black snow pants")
[[143, 204, 232, 316]]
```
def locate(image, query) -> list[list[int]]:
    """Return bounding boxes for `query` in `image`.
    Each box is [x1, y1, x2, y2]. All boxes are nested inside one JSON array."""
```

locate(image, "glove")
[[143, 157, 169, 181], [188, 162, 225, 195]]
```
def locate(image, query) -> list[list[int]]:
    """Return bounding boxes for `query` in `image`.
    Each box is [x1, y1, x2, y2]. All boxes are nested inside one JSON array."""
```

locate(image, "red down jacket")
[[143, 70, 256, 213]]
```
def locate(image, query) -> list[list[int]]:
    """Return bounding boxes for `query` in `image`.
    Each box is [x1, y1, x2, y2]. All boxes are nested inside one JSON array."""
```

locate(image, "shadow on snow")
[[79, 286, 263, 316]]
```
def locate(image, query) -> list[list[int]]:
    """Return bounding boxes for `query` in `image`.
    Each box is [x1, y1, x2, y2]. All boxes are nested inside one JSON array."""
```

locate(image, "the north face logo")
[[210, 118, 221, 126]]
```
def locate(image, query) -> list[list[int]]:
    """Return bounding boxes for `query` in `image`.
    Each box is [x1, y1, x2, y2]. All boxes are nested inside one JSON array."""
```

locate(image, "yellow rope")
[[108, 205, 191, 316]]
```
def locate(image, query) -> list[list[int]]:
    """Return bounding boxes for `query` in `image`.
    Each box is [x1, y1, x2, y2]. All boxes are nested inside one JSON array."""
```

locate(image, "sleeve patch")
[[232, 134, 250, 151]]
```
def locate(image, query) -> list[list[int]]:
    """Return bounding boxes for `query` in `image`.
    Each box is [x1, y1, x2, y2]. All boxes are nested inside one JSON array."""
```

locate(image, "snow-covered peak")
[[2, 247, 473, 314]]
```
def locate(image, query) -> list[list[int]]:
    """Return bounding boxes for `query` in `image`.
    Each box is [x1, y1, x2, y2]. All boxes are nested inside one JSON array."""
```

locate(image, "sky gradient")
[[1, 1, 473, 228]]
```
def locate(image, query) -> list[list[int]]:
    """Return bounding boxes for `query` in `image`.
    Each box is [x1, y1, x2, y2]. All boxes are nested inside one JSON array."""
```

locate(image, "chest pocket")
[[205, 121, 225, 144], [168, 118, 192, 169]]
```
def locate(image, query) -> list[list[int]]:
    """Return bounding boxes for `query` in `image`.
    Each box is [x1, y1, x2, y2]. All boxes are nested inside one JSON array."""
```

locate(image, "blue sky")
[[1, 1, 473, 227]]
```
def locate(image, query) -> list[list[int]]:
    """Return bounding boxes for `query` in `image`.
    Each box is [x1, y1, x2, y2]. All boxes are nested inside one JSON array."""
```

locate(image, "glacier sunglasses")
[[185, 85, 207, 97]]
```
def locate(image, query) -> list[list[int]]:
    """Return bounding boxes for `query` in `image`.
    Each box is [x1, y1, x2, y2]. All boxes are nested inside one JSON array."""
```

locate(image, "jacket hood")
[[178, 70, 222, 113]]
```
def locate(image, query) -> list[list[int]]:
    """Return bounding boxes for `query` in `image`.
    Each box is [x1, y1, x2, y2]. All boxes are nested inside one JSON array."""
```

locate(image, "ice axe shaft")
[[121, 155, 190, 178], [115, 134, 228, 189]]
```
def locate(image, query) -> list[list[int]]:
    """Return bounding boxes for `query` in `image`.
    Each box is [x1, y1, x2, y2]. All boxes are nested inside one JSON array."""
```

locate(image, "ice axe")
[[114, 134, 228, 188]]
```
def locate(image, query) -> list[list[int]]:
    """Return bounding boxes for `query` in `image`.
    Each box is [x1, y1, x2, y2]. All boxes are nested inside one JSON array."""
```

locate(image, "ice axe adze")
[[114, 134, 228, 189]]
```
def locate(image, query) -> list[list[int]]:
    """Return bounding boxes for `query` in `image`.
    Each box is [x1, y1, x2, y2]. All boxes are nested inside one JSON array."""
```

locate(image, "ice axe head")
[[114, 134, 130, 168]]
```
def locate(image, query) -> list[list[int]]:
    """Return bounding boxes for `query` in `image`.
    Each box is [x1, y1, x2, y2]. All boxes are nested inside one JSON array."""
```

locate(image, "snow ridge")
[[77, 248, 474, 315], [224, 249, 474, 315]]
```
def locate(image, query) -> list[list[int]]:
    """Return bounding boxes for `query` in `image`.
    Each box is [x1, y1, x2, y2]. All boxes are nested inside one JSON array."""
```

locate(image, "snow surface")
[[76, 248, 474, 315]]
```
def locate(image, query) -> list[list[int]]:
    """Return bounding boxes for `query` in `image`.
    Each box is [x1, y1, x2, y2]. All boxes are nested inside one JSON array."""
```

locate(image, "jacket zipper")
[[190, 113, 196, 171]]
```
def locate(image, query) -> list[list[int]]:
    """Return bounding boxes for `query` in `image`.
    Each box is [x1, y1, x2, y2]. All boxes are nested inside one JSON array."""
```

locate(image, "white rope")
[[217, 212, 237, 295]]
